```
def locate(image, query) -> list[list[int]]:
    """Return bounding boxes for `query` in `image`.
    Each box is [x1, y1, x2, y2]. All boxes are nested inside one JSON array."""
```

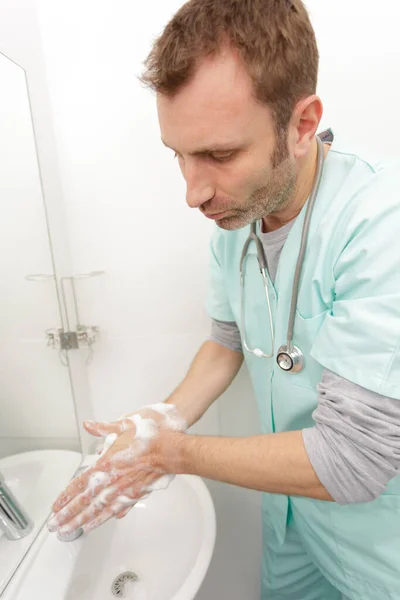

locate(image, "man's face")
[[157, 47, 298, 230]]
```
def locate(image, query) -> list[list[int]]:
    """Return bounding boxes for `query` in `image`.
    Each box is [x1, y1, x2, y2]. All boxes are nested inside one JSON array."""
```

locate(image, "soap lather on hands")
[[47, 403, 187, 536]]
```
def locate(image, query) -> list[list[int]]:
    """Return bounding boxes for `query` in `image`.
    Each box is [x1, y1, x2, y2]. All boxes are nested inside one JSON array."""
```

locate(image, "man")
[[49, 1, 400, 598]]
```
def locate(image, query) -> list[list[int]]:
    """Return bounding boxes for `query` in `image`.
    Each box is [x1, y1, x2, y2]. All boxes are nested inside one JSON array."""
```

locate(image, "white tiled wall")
[[34, 0, 219, 425], [83, 332, 215, 423], [0, 341, 78, 438], [0, 48, 79, 457]]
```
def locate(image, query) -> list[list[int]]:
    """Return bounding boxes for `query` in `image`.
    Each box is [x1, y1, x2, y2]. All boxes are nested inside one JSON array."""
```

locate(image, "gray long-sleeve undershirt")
[[210, 221, 400, 505]]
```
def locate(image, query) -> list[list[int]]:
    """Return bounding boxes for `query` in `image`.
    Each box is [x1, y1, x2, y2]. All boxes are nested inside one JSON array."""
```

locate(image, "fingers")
[[51, 466, 119, 516], [82, 493, 141, 533], [61, 472, 156, 535], [49, 410, 171, 535], [97, 432, 119, 458], [57, 485, 120, 535], [84, 420, 124, 437], [115, 506, 131, 519], [82, 504, 119, 534], [49, 475, 120, 533], [52, 471, 148, 534], [84, 488, 149, 531], [51, 468, 93, 515], [51, 429, 143, 523], [115, 489, 151, 519], [87, 418, 139, 456], [84, 417, 138, 437]]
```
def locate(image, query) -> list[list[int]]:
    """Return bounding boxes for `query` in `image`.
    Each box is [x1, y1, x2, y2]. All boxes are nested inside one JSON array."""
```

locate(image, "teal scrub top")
[[205, 130, 400, 547]]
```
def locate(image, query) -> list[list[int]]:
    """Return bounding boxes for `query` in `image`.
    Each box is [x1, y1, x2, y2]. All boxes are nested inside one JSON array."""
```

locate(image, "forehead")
[[157, 48, 274, 150]]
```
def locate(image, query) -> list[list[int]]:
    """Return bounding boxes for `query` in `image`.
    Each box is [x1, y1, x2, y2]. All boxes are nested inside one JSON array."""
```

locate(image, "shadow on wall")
[[197, 366, 262, 600]]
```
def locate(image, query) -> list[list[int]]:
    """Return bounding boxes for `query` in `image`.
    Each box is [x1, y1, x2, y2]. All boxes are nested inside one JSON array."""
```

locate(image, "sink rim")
[[168, 474, 216, 600], [0, 449, 82, 597], [2, 473, 216, 600]]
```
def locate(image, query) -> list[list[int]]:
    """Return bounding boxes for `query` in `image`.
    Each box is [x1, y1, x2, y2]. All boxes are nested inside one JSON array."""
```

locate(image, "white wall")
[[34, 0, 217, 428], [34, 0, 400, 598], [308, 0, 400, 156], [0, 48, 78, 458]]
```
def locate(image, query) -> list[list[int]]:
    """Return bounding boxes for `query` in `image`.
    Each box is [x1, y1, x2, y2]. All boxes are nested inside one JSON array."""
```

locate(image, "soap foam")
[[130, 415, 158, 440], [147, 403, 188, 432], [100, 433, 118, 456], [115, 495, 137, 506], [94, 485, 117, 507], [144, 474, 174, 492], [88, 471, 111, 492], [55, 403, 185, 535], [111, 436, 148, 466]]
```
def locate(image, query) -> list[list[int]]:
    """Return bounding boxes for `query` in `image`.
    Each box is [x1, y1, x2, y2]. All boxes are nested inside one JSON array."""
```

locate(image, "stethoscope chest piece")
[[276, 344, 304, 373], [240, 136, 325, 374]]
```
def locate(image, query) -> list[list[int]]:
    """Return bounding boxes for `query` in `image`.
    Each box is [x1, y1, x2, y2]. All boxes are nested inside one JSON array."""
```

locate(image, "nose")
[[183, 159, 215, 209]]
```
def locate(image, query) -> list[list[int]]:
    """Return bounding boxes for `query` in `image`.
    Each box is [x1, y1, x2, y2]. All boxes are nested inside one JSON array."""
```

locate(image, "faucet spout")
[[0, 471, 33, 540]]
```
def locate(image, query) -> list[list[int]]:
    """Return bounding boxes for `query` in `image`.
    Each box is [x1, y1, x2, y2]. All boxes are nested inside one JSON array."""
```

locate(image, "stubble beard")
[[217, 136, 297, 231]]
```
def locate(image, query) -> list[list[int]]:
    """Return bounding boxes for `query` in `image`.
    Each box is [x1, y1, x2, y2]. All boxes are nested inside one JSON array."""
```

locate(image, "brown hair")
[[141, 0, 319, 135]]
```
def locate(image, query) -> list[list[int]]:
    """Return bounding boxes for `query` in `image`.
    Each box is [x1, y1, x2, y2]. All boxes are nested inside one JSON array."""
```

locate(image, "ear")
[[290, 95, 324, 159]]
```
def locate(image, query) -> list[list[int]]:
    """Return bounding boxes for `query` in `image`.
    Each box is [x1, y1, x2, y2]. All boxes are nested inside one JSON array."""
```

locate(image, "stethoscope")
[[239, 135, 325, 373]]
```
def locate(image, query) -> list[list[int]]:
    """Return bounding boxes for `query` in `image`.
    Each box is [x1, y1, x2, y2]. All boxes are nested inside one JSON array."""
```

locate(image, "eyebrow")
[[161, 139, 244, 155]]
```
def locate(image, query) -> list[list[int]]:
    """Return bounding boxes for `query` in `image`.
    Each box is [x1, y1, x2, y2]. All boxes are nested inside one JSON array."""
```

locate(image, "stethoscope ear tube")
[[240, 135, 326, 373], [285, 136, 325, 347]]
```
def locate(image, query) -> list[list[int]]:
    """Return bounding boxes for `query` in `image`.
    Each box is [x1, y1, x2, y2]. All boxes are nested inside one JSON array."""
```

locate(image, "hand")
[[85, 403, 187, 457], [47, 404, 186, 535], [48, 428, 185, 535], [82, 404, 186, 520]]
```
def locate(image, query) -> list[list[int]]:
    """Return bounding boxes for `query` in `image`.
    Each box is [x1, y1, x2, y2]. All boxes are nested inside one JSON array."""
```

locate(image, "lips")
[[204, 210, 229, 220]]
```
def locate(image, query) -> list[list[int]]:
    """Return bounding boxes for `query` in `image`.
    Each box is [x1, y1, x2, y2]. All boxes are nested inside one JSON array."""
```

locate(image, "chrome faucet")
[[0, 471, 33, 540]]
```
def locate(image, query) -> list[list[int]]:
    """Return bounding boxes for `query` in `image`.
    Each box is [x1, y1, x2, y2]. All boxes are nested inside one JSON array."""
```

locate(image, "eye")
[[208, 152, 235, 163]]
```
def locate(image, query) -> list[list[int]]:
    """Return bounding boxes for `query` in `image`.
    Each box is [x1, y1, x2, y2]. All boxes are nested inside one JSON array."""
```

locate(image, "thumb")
[[84, 420, 126, 437]]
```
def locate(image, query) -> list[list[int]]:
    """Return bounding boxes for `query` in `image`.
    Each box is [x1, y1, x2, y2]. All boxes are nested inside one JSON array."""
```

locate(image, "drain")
[[111, 572, 139, 598]]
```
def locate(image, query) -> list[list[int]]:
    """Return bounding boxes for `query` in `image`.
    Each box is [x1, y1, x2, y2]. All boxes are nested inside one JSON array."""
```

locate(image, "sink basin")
[[0, 449, 82, 595], [2, 473, 216, 600]]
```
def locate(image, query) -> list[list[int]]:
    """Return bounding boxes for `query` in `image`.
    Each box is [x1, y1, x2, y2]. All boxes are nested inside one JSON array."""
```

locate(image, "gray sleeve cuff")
[[302, 369, 400, 505], [209, 319, 243, 353], [301, 427, 382, 505]]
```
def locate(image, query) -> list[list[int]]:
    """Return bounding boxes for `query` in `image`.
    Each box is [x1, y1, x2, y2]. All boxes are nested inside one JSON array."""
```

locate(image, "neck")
[[262, 138, 327, 233]]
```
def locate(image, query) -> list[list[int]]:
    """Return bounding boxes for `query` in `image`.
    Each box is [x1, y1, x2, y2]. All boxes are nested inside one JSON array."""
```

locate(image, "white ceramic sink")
[[0, 449, 82, 595], [3, 473, 216, 600]]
